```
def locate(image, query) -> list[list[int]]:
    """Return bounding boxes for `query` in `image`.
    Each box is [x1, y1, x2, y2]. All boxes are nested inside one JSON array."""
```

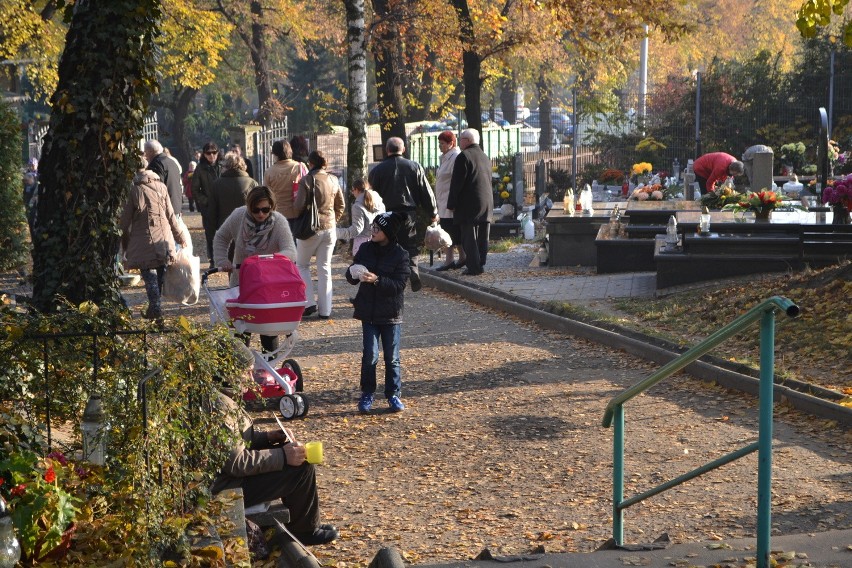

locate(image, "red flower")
[[0, 477, 4, 487], [11, 484, 26, 497], [44, 467, 56, 483]]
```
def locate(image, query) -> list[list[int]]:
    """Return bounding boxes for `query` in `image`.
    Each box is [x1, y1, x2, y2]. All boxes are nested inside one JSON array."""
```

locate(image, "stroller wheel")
[[284, 359, 304, 392], [293, 393, 309, 417], [279, 394, 298, 420]]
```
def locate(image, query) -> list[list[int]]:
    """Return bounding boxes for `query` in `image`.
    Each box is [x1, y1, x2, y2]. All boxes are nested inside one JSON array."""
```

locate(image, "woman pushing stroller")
[[213, 185, 297, 352]]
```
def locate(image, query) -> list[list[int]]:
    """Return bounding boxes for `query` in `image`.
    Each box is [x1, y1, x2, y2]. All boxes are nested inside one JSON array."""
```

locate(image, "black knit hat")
[[373, 211, 405, 243]]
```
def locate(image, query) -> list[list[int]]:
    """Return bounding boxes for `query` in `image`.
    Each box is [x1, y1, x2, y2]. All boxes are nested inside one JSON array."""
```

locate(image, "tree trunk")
[[536, 72, 553, 151], [171, 86, 198, 167], [371, 0, 407, 149], [31, 0, 160, 313], [451, 0, 482, 135], [344, 0, 368, 187], [250, 0, 273, 127], [500, 74, 517, 124]]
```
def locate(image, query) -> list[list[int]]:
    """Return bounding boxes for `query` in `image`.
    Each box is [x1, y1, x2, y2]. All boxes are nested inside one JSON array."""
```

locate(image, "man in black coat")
[[368, 137, 437, 291], [447, 129, 494, 275], [144, 139, 184, 217]]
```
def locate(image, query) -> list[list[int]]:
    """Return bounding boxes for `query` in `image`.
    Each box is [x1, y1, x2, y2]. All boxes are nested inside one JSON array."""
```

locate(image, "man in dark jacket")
[[192, 141, 222, 266], [368, 137, 437, 291], [144, 139, 184, 217], [447, 129, 494, 275]]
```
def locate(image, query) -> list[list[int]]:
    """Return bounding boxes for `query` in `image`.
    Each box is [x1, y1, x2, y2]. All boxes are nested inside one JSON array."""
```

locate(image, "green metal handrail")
[[602, 295, 799, 568]]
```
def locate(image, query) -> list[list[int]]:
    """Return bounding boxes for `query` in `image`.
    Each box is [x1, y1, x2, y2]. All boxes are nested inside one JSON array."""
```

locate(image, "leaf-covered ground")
[[608, 262, 852, 396]]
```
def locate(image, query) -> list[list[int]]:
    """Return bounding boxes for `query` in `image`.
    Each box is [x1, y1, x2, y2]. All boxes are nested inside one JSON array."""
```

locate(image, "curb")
[[422, 270, 852, 426]]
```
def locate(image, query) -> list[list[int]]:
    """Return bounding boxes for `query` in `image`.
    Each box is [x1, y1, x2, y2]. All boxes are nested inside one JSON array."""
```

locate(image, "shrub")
[[0, 100, 30, 271]]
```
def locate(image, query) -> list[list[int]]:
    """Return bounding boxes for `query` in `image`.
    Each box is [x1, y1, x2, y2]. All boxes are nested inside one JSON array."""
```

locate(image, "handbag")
[[292, 174, 320, 240]]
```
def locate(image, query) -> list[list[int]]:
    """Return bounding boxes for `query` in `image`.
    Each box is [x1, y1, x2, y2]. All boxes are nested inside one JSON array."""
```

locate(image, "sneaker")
[[388, 395, 405, 412], [358, 392, 374, 413], [410, 271, 422, 292], [293, 525, 339, 545]]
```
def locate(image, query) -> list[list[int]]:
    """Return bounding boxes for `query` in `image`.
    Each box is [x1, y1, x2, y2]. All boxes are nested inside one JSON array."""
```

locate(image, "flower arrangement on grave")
[[0, 450, 82, 561], [630, 162, 654, 185], [491, 155, 515, 206], [629, 182, 677, 201], [779, 142, 806, 174], [822, 174, 852, 208], [598, 168, 625, 185], [701, 184, 742, 210], [722, 189, 779, 219], [807, 178, 835, 191]]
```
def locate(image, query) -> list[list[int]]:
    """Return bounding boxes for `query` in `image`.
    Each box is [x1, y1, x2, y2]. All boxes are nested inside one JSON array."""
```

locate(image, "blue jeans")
[[360, 322, 401, 399]]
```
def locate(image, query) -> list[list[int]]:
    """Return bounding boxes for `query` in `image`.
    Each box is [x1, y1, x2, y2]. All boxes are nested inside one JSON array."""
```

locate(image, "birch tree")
[[344, 0, 368, 186]]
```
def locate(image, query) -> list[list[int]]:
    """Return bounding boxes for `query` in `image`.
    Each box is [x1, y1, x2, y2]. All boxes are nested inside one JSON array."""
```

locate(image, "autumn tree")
[[31, 0, 160, 312], [212, 0, 327, 127], [797, 0, 852, 46], [0, 0, 66, 102], [152, 0, 232, 165]]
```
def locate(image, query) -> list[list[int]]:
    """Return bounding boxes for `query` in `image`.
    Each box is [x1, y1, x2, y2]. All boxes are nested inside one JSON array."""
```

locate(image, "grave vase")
[[832, 203, 851, 225], [754, 208, 772, 222]]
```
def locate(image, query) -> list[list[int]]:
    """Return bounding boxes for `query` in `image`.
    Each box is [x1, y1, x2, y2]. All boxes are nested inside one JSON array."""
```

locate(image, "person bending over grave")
[[693, 152, 744, 193]]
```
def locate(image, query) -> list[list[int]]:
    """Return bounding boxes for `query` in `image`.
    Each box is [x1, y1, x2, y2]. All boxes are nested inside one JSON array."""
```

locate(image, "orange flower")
[[44, 467, 56, 483]]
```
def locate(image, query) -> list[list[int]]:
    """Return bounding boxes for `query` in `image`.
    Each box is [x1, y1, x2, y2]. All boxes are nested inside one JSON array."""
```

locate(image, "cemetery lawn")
[[604, 262, 851, 397]]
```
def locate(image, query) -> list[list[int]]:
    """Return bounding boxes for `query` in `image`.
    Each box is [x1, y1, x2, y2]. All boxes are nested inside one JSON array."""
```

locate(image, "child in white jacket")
[[337, 179, 386, 256]]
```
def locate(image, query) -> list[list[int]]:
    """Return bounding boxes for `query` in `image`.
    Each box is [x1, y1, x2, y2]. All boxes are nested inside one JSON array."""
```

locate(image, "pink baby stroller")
[[203, 253, 310, 420]]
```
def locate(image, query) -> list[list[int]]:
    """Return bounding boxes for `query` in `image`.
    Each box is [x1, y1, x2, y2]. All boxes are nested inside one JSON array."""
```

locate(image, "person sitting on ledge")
[[693, 152, 744, 193], [210, 341, 339, 546]]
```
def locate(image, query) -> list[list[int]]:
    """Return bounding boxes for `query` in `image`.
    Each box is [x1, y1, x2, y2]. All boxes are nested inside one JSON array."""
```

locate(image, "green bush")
[[0, 100, 30, 271], [0, 304, 251, 564]]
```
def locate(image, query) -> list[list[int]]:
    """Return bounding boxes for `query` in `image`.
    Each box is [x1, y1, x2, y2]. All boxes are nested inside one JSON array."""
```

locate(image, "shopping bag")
[[163, 247, 201, 305], [424, 223, 452, 251]]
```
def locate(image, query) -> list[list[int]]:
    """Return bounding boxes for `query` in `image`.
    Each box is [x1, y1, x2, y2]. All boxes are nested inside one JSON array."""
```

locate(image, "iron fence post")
[[613, 404, 625, 546], [756, 308, 776, 568]]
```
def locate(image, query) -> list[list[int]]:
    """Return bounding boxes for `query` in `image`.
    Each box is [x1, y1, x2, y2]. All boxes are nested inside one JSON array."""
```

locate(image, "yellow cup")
[[305, 441, 324, 465]]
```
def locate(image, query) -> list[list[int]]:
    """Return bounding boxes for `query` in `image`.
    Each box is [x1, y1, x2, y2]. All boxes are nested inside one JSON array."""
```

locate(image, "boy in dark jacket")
[[346, 212, 411, 413]]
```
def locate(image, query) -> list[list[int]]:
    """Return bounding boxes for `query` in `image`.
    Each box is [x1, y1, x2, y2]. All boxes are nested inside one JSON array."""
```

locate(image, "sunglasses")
[[252, 206, 272, 214], [205, 151, 217, 156]]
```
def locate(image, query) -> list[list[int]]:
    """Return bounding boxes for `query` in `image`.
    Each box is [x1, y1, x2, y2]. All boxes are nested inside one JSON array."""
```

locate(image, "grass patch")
[[489, 236, 525, 253]]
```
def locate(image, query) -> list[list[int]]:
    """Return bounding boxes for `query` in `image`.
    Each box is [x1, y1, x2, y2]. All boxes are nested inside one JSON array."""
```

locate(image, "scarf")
[[242, 208, 276, 256]]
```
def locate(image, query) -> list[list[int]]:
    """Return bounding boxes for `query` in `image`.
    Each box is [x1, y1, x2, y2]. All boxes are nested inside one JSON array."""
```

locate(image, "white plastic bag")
[[424, 223, 452, 251], [163, 247, 200, 305], [175, 216, 192, 255]]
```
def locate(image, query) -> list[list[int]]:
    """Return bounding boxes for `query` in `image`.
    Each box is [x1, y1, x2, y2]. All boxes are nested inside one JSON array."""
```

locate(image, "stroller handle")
[[201, 264, 242, 286]]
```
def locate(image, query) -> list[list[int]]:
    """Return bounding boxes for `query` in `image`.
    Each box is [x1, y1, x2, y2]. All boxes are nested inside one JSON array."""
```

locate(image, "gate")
[[253, 118, 289, 184], [27, 113, 158, 162]]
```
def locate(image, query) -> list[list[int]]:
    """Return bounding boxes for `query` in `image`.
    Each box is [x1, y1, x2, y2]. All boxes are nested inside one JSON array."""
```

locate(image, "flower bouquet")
[[822, 174, 852, 208], [722, 189, 779, 220], [823, 174, 852, 224], [631, 162, 653, 185], [0, 450, 81, 561], [598, 169, 625, 185], [492, 156, 515, 206], [701, 185, 742, 210], [629, 183, 672, 201]]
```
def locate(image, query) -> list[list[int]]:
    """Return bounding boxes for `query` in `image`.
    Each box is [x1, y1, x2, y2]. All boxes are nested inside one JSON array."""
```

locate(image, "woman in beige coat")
[[294, 150, 344, 319], [121, 168, 187, 319]]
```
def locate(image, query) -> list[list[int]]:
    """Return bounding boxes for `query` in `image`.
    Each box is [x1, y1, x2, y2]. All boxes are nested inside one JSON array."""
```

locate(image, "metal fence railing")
[[253, 118, 288, 184]]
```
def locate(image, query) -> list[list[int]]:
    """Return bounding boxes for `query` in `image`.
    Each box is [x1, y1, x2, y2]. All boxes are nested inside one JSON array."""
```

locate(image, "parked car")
[[526, 109, 574, 142]]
